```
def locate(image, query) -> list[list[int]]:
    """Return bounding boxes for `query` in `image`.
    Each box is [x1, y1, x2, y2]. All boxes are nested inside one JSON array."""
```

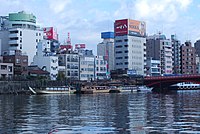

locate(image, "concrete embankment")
[[0, 80, 65, 94]]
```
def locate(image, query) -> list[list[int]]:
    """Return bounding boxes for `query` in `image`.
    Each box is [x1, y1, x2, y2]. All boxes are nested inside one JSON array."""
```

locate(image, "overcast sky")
[[1, 0, 199, 54]]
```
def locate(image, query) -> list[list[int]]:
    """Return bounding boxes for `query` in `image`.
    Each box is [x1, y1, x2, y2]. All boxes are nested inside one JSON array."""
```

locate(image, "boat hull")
[[35, 90, 71, 94]]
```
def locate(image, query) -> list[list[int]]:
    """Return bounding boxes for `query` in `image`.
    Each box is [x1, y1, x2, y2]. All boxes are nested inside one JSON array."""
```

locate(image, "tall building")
[[171, 35, 181, 74], [0, 11, 43, 64], [146, 34, 173, 75], [114, 19, 146, 76], [180, 41, 196, 74], [97, 32, 114, 73], [194, 39, 200, 56]]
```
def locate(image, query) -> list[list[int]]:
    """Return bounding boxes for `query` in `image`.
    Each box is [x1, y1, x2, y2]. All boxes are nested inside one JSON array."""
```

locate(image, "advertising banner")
[[43, 27, 58, 40], [75, 44, 86, 49], [114, 19, 128, 36], [114, 19, 146, 37], [128, 20, 146, 37]]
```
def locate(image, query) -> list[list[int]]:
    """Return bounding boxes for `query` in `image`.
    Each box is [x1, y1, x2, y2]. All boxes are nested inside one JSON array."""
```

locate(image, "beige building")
[[0, 56, 13, 78]]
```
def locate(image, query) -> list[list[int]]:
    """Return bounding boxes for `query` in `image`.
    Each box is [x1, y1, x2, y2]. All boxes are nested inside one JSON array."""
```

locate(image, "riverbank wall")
[[0, 80, 66, 94]]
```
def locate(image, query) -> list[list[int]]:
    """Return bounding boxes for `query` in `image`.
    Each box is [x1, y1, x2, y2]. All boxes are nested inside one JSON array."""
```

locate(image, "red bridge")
[[143, 74, 200, 91]]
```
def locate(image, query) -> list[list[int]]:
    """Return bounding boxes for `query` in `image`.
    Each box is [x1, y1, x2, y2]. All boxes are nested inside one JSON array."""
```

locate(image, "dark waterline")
[[1, 91, 200, 133]]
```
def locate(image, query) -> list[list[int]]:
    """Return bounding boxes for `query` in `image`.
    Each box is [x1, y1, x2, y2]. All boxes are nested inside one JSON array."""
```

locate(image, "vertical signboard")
[[43, 27, 58, 40]]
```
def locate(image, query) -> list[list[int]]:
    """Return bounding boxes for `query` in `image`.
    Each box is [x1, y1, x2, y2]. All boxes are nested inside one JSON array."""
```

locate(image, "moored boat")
[[74, 85, 121, 94], [119, 85, 140, 92], [29, 86, 75, 94], [170, 82, 200, 90]]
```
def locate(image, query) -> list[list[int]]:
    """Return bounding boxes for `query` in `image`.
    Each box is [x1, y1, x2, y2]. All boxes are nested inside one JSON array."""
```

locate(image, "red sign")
[[43, 27, 58, 40], [114, 19, 128, 36], [75, 44, 86, 49], [60, 45, 72, 50]]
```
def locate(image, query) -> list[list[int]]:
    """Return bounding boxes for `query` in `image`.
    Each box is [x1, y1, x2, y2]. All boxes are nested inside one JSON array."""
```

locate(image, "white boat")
[[119, 85, 139, 92], [29, 86, 75, 94], [170, 82, 200, 90]]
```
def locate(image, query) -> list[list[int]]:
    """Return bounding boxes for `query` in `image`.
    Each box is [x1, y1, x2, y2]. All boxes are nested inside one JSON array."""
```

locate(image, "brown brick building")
[[3, 50, 28, 76], [180, 41, 196, 74]]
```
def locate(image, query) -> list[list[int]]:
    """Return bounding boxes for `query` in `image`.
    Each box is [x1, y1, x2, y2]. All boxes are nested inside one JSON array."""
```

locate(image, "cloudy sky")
[[1, 0, 199, 54]]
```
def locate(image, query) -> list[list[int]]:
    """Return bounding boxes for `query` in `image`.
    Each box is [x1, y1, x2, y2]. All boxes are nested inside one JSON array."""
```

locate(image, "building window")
[[16, 59, 20, 64], [1, 65, 7, 70], [116, 51, 122, 53], [23, 59, 27, 63], [116, 45, 122, 48], [125, 56, 128, 59], [20, 31, 22, 36], [125, 62, 128, 65], [116, 40, 122, 42], [124, 50, 128, 53], [116, 57, 123, 59]]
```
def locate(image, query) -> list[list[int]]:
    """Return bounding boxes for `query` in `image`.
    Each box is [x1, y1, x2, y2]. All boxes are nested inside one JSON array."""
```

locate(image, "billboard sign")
[[43, 27, 58, 40], [114, 19, 146, 37], [128, 20, 146, 37], [114, 19, 128, 36], [75, 44, 86, 49]]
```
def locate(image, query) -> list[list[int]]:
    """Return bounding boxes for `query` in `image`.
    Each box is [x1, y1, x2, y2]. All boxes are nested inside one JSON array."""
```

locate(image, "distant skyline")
[[1, 0, 199, 54]]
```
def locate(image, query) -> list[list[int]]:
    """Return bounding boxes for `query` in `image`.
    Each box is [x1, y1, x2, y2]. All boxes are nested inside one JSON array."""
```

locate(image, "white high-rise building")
[[114, 19, 146, 75], [0, 11, 43, 64]]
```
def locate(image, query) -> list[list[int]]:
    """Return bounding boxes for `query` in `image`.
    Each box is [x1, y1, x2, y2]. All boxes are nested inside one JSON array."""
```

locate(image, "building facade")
[[146, 57, 161, 76], [97, 32, 114, 73], [79, 56, 95, 81], [194, 39, 200, 57], [0, 56, 13, 78], [95, 56, 108, 80], [171, 35, 181, 74], [58, 52, 79, 80], [114, 19, 146, 76], [180, 41, 196, 74], [3, 50, 28, 76], [146, 34, 173, 75], [33, 40, 58, 80], [0, 11, 43, 64]]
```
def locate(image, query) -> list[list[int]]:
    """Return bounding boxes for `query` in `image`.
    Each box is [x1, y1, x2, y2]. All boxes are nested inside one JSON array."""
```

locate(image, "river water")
[[1, 91, 200, 133]]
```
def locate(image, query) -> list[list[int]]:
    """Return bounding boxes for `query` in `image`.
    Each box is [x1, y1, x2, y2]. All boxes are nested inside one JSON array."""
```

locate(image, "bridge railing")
[[144, 74, 200, 80]]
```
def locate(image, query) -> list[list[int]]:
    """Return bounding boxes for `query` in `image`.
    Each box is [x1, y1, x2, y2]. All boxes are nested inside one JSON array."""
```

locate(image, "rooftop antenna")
[[67, 32, 71, 46]]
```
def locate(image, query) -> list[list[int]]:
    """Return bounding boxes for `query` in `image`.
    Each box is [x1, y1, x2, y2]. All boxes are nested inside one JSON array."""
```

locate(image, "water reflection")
[[0, 91, 200, 133]]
